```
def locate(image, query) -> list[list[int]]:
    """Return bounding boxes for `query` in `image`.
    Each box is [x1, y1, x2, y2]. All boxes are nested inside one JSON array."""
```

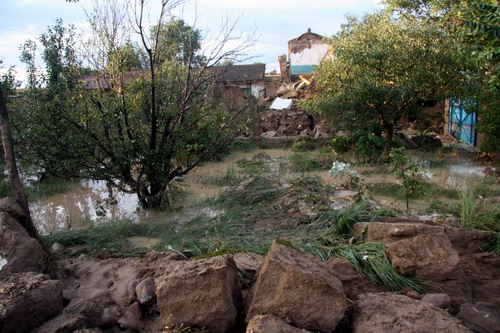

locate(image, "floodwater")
[[31, 148, 494, 233], [31, 149, 294, 233]]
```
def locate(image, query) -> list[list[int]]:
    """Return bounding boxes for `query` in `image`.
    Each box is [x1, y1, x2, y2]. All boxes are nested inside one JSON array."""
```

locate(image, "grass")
[[368, 182, 459, 200], [0, 177, 73, 201], [458, 184, 500, 232], [230, 139, 258, 152], [43, 219, 168, 258], [198, 167, 240, 187], [287, 153, 323, 172]]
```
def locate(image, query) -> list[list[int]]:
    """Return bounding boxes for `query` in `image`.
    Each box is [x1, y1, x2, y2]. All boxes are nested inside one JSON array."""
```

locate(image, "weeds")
[[199, 167, 240, 187], [458, 184, 500, 231], [43, 220, 167, 258], [288, 153, 323, 172], [315, 201, 372, 236], [333, 243, 426, 293]]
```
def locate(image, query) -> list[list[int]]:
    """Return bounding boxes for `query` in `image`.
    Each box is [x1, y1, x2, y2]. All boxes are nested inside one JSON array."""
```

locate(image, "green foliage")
[[315, 201, 372, 236], [458, 184, 500, 231], [0, 60, 20, 96], [331, 135, 353, 154], [13, 4, 255, 210], [305, 13, 466, 149], [383, 0, 500, 151], [291, 136, 316, 152], [389, 148, 423, 211], [43, 220, 166, 258], [288, 153, 323, 172], [333, 243, 427, 293]]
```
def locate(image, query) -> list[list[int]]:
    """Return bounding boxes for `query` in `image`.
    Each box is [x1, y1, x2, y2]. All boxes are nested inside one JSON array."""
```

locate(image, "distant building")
[[213, 64, 266, 99], [279, 29, 329, 81]]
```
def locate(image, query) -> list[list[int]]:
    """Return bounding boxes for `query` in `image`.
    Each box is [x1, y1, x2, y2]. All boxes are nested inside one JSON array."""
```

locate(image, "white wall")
[[290, 44, 329, 66]]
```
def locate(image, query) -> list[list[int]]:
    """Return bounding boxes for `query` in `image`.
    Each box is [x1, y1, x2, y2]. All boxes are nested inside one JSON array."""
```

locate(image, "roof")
[[288, 28, 324, 45], [213, 64, 266, 82], [82, 70, 145, 90]]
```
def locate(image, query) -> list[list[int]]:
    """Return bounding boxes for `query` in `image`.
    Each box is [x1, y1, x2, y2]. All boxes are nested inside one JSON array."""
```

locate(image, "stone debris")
[[352, 293, 472, 333], [155, 255, 241, 333], [247, 240, 347, 332], [246, 314, 312, 333]]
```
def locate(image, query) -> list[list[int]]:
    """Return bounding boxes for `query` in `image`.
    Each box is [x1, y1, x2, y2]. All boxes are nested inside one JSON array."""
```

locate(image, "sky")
[[0, 0, 383, 83]]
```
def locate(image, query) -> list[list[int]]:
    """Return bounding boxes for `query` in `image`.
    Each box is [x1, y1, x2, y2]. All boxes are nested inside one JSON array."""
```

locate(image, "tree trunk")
[[384, 123, 395, 152], [0, 86, 39, 239]]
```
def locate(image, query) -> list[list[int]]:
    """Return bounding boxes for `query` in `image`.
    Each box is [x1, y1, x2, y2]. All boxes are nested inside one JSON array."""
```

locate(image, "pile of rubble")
[[259, 75, 329, 139], [1, 199, 499, 332]]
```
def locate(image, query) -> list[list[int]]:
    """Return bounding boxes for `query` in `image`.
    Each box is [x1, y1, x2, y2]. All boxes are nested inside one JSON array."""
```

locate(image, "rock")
[[0, 197, 26, 220], [33, 313, 86, 333], [233, 252, 263, 273], [352, 293, 472, 333], [385, 232, 462, 281], [352, 222, 493, 255], [137, 250, 186, 278], [421, 294, 451, 310], [127, 280, 139, 303], [51, 242, 65, 254], [246, 314, 311, 333], [96, 306, 120, 328], [325, 257, 383, 300], [155, 255, 241, 333], [460, 253, 500, 310], [135, 277, 156, 307], [0, 212, 47, 275], [247, 240, 347, 332], [0, 272, 63, 333], [118, 302, 143, 331], [457, 302, 500, 333]]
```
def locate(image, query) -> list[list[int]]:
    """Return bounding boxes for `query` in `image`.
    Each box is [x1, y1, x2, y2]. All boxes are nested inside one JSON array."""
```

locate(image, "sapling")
[[389, 147, 423, 212]]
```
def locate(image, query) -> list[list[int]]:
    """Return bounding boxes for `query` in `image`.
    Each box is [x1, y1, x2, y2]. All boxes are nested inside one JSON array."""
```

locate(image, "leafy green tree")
[[14, 1, 255, 209], [305, 14, 465, 152], [383, 0, 499, 151]]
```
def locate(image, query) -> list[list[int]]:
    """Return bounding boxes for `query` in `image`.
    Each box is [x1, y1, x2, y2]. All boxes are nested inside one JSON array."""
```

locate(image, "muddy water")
[[32, 149, 294, 233], [31, 148, 493, 233]]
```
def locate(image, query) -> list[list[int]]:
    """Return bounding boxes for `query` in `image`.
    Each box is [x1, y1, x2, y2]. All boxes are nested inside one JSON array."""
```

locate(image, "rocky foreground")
[[1, 198, 499, 333]]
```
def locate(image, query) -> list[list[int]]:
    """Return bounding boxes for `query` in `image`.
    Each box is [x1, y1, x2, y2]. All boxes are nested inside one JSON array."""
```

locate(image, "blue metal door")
[[448, 98, 477, 145]]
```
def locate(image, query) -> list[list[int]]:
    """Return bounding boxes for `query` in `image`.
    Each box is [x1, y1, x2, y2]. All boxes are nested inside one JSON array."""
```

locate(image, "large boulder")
[[0, 272, 63, 333], [155, 255, 241, 333], [385, 232, 462, 281], [352, 293, 471, 333], [351, 222, 492, 255], [247, 240, 347, 332], [0, 207, 47, 276], [457, 302, 500, 333], [246, 314, 311, 333]]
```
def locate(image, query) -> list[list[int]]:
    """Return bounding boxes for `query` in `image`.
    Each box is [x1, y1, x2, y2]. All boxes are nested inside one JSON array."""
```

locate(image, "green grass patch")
[[43, 220, 168, 258], [230, 139, 258, 152], [198, 167, 240, 187], [288, 153, 323, 172]]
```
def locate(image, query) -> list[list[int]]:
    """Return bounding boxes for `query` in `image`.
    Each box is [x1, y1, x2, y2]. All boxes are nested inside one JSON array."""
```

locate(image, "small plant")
[[389, 147, 423, 212], [291, 135, 316, 152], [329, 161, 360, 185], [458, 185, 478, 229], [331, 134, 353, 153]]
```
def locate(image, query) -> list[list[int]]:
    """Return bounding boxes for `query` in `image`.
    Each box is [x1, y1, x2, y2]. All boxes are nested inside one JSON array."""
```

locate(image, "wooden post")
[[0, 86, 39, 239]]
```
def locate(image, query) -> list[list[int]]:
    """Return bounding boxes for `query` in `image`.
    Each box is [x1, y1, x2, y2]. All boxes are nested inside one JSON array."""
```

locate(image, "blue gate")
[[448, 98, 477, 145]]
